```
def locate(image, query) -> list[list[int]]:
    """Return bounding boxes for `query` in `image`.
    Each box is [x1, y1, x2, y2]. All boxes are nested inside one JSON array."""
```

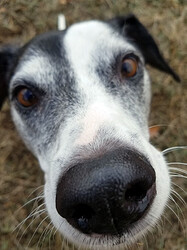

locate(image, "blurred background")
[[0, 0, 186, 249]]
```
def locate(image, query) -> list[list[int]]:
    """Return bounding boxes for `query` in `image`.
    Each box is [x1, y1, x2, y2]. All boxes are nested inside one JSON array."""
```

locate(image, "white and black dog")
[[0, 14, 180, 249]]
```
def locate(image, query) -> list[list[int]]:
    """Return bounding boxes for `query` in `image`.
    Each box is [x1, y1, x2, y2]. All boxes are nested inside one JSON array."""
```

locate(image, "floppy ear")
[[0, 46, 19, 109], [108, 14, 180, 82]]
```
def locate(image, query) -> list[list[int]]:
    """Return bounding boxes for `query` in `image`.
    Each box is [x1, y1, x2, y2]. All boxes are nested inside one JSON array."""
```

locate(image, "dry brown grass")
[[0, 0, 186, 249]]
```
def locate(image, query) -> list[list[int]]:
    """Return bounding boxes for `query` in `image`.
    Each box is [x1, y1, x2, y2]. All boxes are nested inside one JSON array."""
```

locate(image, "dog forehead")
[[63, 20, 136, 97], [64, 20, 134, 62], [66, 20, 133, 46], [12, 20, 136, 88], [11, 31, 69, 90]]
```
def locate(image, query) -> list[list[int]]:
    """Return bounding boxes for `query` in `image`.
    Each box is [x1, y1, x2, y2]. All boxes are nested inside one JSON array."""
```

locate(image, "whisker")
[[168, 196, 186, 232], [169, 194, 185, 216], [26, 214, 49, 248], [16, 195, 44, 213], [27, 185, 44, 199], [17, 186, 44, 215], [52, 221, 64, 238], [168, 162, 187, 166], [170, 174, 187, 179], [166, 204, 185, 231], [171, 182, 187, 194], [48, 225, 58, 249], [162, 213, 172, 226], [149, 124, 168, 129], [171, 189, 186, 205], [47, 225, 56, 250], [162, 146, 187, 155], [17, 209, 46, 245], [14, 203, 45, 233], [61, 236, 65, 250], [37, 220, 53, 249], [169, 167, 187, 175]]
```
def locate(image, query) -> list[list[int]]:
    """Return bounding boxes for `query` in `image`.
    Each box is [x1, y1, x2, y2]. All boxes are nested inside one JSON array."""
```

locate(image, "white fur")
[[41, 21, 170, 248], [10, 55, 55, 91]]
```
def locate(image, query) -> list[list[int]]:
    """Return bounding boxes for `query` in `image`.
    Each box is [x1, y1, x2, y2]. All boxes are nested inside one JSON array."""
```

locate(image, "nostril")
[[71, 204, 95, 234], [123, 181, 156, 222], [125, 181, 150, 202], [72, 204, 95, 220]]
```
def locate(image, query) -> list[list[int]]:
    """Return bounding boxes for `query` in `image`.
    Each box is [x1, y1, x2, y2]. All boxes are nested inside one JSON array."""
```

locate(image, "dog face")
[[0, 15, 180, 248]]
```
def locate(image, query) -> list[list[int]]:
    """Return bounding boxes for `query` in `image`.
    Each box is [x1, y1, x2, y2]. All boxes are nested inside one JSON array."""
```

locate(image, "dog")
[[0, 14, 180, 249]]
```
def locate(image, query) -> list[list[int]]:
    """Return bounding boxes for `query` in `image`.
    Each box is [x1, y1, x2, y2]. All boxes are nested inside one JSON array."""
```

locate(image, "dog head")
[[0, 14, 180, 248]]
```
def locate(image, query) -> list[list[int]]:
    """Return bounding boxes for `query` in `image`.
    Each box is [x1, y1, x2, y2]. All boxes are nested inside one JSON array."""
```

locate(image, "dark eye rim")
[[12, 84, 42, 109], [119, 53, 141, 80], [122, 53, 140, 64]]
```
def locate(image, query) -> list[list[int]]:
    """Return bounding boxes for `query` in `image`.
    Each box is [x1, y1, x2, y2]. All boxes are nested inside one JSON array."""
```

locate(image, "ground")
[[0, 0, 186, 249]]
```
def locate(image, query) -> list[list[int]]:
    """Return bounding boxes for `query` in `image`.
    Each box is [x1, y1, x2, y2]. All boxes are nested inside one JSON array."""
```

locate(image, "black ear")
[[108, 14, 180, 82], [0, 46, 19, 109]]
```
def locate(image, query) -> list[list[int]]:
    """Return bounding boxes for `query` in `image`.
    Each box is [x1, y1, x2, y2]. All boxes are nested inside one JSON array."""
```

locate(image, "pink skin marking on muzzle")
[[75, 103, 112, 146]]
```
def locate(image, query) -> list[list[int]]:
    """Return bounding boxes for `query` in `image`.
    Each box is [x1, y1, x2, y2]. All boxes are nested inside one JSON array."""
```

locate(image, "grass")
[[0, 0, 186, 249]]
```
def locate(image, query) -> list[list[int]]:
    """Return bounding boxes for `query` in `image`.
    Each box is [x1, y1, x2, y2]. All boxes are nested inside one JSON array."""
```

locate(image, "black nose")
[[56, 148, 156, 235]]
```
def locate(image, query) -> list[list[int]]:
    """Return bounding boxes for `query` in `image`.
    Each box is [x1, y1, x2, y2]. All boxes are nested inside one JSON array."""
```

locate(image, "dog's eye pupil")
[[121, 58, 138, 78], [17, 88, 37, 107]]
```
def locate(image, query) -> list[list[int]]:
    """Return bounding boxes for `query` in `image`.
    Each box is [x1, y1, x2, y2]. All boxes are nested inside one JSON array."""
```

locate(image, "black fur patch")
[[0, 46, 19, 108]]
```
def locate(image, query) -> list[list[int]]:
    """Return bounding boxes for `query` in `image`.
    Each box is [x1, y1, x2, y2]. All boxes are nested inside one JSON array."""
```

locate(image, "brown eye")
[[121, 57, 138, 78], [17, 88, 38, 107]]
